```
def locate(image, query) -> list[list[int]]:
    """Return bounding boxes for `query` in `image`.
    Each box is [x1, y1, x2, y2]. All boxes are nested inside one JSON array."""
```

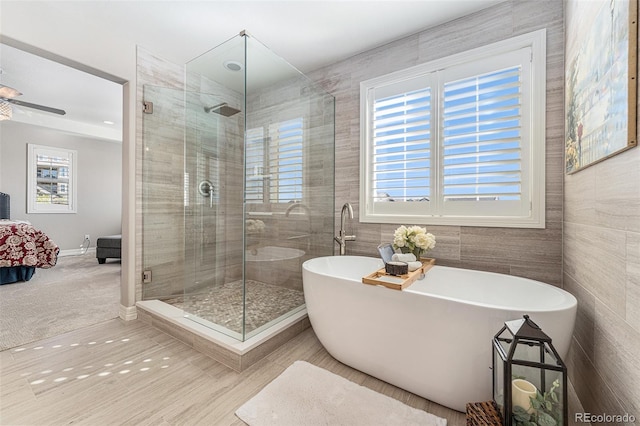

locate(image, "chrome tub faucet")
[[334, 202, 356, 255]]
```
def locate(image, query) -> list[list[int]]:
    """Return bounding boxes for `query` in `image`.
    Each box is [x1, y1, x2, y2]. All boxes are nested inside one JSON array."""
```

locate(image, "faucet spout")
[[335, 202, 356, 255], [285, 201, 310, 217]]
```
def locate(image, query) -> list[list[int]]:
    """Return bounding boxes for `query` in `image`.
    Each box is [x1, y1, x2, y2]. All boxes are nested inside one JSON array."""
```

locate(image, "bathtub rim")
[[245, 245, 306, 262], [302, 255, 577, 313]]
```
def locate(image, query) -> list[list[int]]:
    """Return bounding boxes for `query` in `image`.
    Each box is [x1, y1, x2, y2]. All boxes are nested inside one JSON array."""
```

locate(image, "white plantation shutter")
[[373, 86, 431, 203], [442, 67, 522, 201], [246, 118, 303, 203], [360, 30, 545, 228], [439, 48, 531, 217], [245, 127, 265, 203]]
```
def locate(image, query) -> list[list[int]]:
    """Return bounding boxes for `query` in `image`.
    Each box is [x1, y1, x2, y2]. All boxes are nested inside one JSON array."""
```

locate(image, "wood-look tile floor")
[[0, 318, 467, 426]]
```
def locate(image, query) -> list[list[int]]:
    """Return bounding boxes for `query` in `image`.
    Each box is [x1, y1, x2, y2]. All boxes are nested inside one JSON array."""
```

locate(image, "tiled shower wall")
[[184, 67, 245, 291], [563, 0, 640, 417], [308, 0, 565, 286], [244, 75, 335, 290]]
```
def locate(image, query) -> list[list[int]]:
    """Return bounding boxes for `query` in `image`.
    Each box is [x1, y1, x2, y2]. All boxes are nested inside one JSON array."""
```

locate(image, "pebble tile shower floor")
[[162, 280, 305, 335]]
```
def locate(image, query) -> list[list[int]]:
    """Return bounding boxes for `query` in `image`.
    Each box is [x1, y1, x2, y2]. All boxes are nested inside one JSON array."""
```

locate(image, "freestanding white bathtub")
[[302, 256, 577, 412]]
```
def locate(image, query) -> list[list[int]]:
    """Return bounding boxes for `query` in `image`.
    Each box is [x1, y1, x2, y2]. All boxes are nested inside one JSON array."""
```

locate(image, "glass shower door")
[[141, 84, 187, 302], [182, 32, 335, 341]]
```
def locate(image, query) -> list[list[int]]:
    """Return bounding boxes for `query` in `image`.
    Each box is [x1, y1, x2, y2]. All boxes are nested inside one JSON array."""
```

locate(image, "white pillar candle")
[[512, 379, 537, 414]]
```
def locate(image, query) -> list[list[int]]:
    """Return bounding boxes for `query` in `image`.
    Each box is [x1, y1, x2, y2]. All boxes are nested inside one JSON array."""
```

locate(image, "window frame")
[[359, 29, 546, 228], [27, 144, 78, 214]]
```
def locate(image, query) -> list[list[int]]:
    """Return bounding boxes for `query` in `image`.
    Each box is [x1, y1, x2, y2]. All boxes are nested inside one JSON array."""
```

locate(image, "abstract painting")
[[565, 0, 638, 173]]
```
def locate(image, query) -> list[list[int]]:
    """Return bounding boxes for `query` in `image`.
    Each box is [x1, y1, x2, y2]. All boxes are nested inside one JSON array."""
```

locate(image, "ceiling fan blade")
[[0, 84, 22, 99], [5, 98, 66, 115]]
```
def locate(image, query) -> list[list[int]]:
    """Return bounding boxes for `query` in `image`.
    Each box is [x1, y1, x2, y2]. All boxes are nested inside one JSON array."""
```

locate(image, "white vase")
[[512, 379, 537, 414]]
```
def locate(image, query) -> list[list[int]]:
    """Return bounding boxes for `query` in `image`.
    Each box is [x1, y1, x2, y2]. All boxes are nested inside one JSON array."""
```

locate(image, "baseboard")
[[119, 304, 137, 321], [58, 247, 97, 257]]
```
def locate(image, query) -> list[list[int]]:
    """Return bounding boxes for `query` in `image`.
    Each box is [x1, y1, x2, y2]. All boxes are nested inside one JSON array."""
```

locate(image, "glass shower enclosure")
[[142, 32, 335, 342]]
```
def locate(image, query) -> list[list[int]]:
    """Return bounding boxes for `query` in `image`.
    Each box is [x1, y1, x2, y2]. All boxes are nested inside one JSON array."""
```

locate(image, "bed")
[[0, 220, 59, 285]]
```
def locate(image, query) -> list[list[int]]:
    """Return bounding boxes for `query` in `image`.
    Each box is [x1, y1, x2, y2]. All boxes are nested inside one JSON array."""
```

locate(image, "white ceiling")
[[0, 43, 123, 141], [0, 0, 505, 140]]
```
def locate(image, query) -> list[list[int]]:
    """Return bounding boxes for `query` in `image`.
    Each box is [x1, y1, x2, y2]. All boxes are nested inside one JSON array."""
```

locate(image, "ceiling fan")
[[0, 83, 66, 120]]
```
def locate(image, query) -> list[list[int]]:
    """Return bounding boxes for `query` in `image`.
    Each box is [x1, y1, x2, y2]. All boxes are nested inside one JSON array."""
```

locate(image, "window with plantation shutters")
[[443, 66, 522, 202], [373, 83, 432, 204], [246, 117, 304, 203], [360, 30, 546, 228]]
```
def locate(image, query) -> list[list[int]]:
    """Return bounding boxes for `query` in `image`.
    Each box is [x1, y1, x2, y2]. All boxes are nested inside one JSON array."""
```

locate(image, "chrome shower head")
[[204, 102, 241, 117]]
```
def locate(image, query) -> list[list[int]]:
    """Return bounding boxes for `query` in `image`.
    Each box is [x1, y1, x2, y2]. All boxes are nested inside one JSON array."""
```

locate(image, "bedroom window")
[[360, 30, 546, 228], [27, 144, 77, 213]]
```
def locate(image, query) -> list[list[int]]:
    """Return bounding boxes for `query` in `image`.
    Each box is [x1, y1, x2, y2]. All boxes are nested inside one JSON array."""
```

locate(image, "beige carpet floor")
[[0, 253, 121, 350]]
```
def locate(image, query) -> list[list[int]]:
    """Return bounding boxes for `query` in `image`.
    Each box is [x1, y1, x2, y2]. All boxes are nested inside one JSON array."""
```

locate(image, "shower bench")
[[96, 234, 121, 264]]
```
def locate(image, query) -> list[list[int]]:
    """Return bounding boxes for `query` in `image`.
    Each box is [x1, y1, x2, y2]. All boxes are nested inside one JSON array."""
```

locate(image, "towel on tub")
[[391, 253, 417, 262], [407, 261, 422, 272]]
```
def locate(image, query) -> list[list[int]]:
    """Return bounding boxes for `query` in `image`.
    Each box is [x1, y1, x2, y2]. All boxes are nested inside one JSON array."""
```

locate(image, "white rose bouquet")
[[392, 225, 436, 259], [246, 219, 266, 234]]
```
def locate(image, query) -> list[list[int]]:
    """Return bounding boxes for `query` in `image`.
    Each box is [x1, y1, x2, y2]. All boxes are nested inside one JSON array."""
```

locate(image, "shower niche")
[[140, 31, 335, 364]]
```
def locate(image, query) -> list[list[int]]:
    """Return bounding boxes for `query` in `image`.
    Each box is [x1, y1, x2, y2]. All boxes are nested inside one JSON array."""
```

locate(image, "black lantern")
[[492, 315, 568, 426]]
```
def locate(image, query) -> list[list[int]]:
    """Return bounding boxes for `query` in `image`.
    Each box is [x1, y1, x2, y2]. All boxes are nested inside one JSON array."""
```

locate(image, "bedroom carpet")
[[0, 253, 120, 350], [236, 361, 448, 426]]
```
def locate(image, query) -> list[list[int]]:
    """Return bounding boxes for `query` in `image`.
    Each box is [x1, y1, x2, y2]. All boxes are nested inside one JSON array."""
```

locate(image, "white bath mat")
[[235, 360, 447, 426]]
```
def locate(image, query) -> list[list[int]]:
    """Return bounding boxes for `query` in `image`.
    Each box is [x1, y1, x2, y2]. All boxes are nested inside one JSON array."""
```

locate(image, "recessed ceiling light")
[[223, 60, 243, 72], [103, 120, 114, 125]]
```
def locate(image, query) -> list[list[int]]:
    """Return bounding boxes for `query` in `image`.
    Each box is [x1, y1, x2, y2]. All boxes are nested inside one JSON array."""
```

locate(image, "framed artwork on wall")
[[565, 0, 638, 174]]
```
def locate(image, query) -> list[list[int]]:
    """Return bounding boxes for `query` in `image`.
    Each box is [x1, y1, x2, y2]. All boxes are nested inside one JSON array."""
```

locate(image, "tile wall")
[[563, 0, 640, 416]]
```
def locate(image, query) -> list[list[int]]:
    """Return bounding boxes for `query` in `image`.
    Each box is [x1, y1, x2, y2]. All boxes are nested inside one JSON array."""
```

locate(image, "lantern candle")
[[512, 379, 537, 414], [492, 315, 569, 425]]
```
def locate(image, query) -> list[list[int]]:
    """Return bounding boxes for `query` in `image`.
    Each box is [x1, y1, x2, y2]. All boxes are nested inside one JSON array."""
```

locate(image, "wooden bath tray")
[[362, 258, 436, 290]]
